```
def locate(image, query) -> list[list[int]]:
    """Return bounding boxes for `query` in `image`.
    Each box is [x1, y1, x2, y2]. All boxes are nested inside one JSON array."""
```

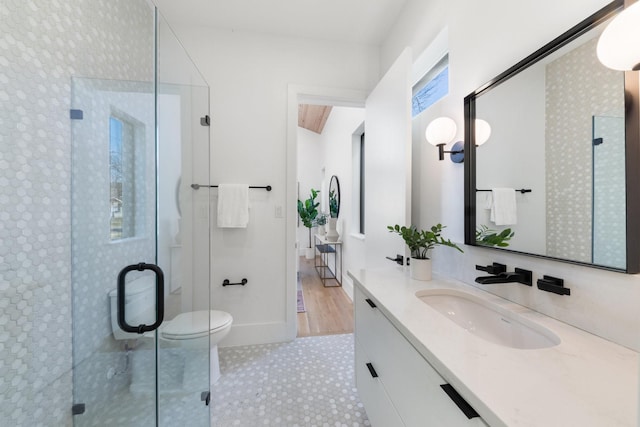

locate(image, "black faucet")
[[475, 267, 532, 286]]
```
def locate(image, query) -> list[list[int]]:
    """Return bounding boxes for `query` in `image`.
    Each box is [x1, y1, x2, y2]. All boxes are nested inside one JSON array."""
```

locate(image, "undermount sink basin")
[[416, 289, 560, 349]]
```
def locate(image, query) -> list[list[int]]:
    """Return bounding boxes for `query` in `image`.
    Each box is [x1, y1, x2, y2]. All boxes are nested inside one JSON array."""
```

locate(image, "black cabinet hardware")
[[537, 275, 570, 295], [72, 403, 85, 415], [223, 278, 248, 287], [366, 363, 379, 378], [365, 298, 377, 308], [475, 262, 507, 275], [440, 384, 480, 419]]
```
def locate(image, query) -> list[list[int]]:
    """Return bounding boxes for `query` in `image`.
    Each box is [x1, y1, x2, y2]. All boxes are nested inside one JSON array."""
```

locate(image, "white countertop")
[[349, 266, 639, 427]]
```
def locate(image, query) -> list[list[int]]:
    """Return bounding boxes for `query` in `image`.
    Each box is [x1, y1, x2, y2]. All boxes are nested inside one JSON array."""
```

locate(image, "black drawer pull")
[[366, 363, 378, 378], [365, 298, 377, 308], [440, 384, 479, 419]]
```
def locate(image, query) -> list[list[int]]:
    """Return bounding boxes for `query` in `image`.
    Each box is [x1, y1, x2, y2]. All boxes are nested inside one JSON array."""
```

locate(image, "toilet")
[[109, 275, 233, 389]]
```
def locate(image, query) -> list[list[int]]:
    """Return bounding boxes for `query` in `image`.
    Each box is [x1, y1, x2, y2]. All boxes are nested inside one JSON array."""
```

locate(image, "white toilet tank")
[[108, 275, 157, 340]]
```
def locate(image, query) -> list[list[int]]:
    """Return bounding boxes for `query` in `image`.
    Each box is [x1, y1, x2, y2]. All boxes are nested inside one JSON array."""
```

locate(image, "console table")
[[314, 234, 342, 287]]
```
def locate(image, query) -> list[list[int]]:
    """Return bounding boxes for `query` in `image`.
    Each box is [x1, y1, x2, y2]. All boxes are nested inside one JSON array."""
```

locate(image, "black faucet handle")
[[475, 262, 507, 275], [385, 254, 404, 265], [537, 275, 570, 295]]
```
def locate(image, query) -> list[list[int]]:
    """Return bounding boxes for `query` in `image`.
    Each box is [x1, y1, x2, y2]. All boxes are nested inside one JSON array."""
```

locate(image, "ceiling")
[[298, 104, 332, 134], [154, 0, 407, 45]]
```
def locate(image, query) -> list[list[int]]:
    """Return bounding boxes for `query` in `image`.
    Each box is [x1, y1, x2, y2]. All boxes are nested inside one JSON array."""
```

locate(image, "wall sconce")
[[596, 1, 640, 71], [426, 117, 458, 161], [426, 117, 491, 163]]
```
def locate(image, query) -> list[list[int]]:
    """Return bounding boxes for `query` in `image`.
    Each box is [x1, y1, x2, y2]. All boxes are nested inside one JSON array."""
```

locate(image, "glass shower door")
[[156, 11, 212, 427], [70, 4, 211, 427], [592, 115, 626, 269]]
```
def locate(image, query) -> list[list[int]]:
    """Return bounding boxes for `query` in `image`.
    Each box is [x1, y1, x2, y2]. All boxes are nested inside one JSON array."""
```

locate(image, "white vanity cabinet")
[[354, 285, 488, 427]]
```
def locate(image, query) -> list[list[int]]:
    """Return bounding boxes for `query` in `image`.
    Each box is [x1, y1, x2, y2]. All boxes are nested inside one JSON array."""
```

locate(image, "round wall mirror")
[[329, 175, 340, 218]]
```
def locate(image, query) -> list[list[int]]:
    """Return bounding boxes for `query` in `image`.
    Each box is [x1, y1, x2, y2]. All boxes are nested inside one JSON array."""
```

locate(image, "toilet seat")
[[161, 310, 232, 341]]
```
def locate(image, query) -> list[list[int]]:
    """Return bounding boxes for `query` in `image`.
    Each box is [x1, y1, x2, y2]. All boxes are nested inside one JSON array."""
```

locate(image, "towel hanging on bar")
[[217, 184, 249, 228]]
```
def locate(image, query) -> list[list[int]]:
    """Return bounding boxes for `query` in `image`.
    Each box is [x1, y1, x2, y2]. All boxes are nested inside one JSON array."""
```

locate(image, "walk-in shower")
[[0, 1, 211, 426]]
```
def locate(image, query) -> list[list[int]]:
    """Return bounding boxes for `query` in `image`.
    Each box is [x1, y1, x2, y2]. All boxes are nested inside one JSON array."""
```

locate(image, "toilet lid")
[[161, 310, 232, 340]]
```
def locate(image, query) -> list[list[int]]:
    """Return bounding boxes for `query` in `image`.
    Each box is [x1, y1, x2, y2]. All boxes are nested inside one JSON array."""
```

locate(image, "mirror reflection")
[[329, 175, 341, 219], [467, 3, 631, 270]]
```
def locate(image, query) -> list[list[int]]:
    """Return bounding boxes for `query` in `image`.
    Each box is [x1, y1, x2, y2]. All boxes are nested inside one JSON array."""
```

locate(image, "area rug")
[[296, 281, 306, 313]]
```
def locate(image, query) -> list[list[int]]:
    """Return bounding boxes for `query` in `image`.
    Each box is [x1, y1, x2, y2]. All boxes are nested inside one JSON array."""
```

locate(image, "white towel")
[[490, 188, 517, 226], [217, 184, 249, 228]]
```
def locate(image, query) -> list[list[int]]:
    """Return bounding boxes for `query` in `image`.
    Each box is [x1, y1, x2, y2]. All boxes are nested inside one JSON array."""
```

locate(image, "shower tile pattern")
[[212, 334, 370, 427], [545, 37, 625, 264], [0, 1, 154, 425]]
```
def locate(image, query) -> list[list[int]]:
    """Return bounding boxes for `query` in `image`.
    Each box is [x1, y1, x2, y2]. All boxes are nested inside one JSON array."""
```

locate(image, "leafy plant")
[[475, 225, 514, 247], [387, 224, 463, 259], [329, 190, 339, 218], [298, 189, 319, 248]]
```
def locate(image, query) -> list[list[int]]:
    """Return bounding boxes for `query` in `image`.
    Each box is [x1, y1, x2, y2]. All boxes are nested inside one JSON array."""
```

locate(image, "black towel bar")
[[476, 188, 531, 194], [191, 184, 272, 191]]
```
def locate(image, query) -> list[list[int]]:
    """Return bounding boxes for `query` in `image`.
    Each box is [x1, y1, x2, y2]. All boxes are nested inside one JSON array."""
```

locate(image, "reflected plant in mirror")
[[476, 225, 514, 248]]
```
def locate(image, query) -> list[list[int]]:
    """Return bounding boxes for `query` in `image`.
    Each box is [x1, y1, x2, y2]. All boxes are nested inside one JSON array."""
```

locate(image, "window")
[[412, 54, 449, 117], [109, 114, 141, 240], [359, 133, 365, 234], [352, 127, 365, 236]]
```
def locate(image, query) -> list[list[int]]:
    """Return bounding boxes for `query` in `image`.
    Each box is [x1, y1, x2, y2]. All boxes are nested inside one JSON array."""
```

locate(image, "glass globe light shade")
[[425, 117, 457, 146], [597, 2, 640, 71], [475, 119, 492, 146]]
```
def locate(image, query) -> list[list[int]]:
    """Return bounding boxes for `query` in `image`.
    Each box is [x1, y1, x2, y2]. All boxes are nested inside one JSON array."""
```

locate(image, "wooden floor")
[[297, 256, 354, 337]]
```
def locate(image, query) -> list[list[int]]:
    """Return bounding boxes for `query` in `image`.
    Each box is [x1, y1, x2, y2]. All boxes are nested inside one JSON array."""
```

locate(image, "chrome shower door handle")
[[116, 263, 165, 334]]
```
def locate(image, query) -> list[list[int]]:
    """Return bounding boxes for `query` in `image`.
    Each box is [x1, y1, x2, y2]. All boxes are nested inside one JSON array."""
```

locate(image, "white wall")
[[168, 25, 379, 345], [384, 0, 640, 351], [319, 107, 366, 297], [297, 127, 323, 252]]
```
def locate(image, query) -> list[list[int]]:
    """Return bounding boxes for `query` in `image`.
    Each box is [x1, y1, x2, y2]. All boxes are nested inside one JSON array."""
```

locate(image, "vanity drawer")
[[355, 338, 405, 427], [355, 286, 487, 427]]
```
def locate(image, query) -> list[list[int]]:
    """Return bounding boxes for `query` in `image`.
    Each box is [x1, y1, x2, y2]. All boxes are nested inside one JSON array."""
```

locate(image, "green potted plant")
[[314, 213, 328, 236], [298, 188, 319, 259], [388, 223, 463, 280]]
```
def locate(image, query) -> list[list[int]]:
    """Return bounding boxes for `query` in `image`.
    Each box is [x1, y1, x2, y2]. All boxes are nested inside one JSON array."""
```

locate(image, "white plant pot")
[[410, 258, 432, 281], [326, 218, 340, 242], [305, 247, 315, 260]]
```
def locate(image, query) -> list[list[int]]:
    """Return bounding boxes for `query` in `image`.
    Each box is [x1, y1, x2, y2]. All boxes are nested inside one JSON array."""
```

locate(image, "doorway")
[[294, 100, 365, 337]]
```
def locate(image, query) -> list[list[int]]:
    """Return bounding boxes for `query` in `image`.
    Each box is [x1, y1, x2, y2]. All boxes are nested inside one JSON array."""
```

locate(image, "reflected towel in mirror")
[[490, 188, 517, 225]]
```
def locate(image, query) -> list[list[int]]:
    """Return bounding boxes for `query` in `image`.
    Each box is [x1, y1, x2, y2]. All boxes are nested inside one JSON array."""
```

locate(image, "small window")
[[359, 133, 365, 234], [109, 114, 141, 240], [352, 129, 365, 235], [412, 54, 449, 117]]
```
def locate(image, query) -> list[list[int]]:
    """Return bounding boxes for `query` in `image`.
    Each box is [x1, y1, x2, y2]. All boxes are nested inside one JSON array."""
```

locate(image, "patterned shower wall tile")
[[1, 0, 154, 425], [545, 37, 624, 264]]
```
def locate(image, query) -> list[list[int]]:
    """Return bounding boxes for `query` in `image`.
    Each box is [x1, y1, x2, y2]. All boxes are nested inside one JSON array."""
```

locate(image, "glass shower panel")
[[71, 75, 158, 426], [156, 12, 211, 427], [592, 115, 626, 269]]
